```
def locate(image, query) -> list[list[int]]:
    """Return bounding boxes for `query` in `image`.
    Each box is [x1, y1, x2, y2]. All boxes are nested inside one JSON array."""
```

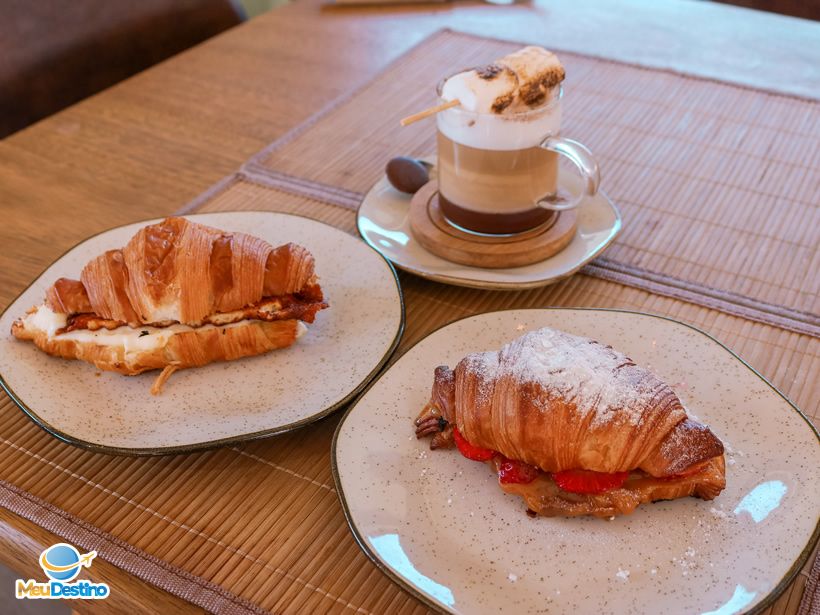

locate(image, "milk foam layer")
[[437, 81, 561, 151], [437, 45, 565, 151]]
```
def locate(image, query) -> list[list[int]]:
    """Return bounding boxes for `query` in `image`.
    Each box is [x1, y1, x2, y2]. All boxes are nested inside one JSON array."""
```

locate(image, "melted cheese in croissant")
[[19, 305, 306, 353]]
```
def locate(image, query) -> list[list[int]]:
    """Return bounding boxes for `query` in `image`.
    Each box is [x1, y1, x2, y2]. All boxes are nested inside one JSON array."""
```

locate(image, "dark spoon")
[[385, 156, 431, 194]]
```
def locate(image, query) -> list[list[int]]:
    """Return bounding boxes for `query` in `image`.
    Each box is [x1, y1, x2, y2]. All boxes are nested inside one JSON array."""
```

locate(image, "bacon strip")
[[58, 293, 327, 335]]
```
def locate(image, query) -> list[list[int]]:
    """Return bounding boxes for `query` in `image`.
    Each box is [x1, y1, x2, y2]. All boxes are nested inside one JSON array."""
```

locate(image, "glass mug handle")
[[537, 137, 601, 211]]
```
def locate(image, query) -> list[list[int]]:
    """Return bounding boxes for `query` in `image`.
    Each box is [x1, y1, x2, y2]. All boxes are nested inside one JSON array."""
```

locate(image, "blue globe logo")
[[40, 543, 86, 582]]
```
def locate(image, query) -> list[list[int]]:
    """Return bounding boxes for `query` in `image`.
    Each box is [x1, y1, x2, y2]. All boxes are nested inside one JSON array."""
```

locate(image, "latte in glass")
[[435, 47, 599, 235]]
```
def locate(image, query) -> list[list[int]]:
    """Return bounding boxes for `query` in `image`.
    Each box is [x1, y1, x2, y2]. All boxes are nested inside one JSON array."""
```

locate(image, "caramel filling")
[[500, 456, 726, 518]]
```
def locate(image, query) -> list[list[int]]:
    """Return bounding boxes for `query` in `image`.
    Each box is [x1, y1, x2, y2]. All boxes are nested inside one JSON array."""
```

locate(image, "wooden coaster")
[[409, 181, 578, 268]]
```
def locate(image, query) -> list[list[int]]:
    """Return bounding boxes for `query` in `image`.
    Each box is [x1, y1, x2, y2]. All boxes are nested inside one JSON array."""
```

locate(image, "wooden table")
[[1, 0, 818, 612]]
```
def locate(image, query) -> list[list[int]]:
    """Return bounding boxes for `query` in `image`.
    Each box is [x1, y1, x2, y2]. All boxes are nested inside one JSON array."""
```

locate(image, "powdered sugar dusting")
[[660, 423, 689, 458], [463, 327, 673, 428], [462, 351, 500, 407]]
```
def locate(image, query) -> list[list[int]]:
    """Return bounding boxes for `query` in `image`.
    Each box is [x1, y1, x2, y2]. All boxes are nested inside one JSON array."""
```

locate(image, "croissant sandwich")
[[11, 217, 328, 393], [415, 327, 726, 517]]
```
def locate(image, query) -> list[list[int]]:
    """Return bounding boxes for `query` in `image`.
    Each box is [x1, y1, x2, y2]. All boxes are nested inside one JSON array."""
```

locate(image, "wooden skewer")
[[400, 99, 460, 126]]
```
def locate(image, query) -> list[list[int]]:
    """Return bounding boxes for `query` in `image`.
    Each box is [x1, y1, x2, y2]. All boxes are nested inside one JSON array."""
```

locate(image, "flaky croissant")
[[415, 327, 726, 517], [44, 216, 320, 327], [12, 217, 327, 392]]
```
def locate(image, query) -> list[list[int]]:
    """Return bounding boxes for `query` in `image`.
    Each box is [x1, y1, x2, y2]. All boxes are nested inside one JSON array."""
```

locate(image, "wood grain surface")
[[2, 0, 819, 612], [0, 508, 196, 615], [2, 0, 820, 309]]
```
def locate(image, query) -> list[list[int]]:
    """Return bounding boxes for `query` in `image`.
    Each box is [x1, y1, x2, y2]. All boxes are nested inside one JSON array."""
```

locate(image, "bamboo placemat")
[[1, 177, 817, 614], [246, 29, 820, 326], [802, 553, 820, 615], [1, 28, 818, 614]]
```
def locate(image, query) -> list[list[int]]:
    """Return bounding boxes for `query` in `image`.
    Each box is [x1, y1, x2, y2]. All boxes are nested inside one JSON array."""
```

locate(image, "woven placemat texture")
[[1, 28, 818, 614], [801, 549, 820, 615], [247, 29, 820, 322], [1, 177, 816, 614]]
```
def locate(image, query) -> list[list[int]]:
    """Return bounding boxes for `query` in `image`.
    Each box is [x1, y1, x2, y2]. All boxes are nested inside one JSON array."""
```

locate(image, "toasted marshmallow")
[[440, 64, 518, 114], [437, 45, 565, 150], [440, 46, 565, 116], [499, 46, 565, 110]]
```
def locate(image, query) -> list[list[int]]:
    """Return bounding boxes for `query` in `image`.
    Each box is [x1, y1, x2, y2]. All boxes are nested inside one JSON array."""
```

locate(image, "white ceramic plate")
[[0, 212, 403, 454], [333, 309, 820, 615], [357, 163, 621, 290]]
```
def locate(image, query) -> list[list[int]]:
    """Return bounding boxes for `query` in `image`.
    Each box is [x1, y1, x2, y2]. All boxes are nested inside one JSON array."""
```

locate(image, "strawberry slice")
[[452, 426, 495, 462], [552, 469, 629, 494], [497, 456, 539, 484]]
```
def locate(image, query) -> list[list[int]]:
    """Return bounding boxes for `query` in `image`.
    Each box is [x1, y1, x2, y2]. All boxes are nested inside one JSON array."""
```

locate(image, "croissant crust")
[[415, 328, 726, 516], [11, 217, 327, 386], [48, 217, 320, 326]]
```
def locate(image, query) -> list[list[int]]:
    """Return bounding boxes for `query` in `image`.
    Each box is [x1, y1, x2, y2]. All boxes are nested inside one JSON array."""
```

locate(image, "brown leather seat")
[[713, 0, 820, 20], [0, 0, 244, 138]]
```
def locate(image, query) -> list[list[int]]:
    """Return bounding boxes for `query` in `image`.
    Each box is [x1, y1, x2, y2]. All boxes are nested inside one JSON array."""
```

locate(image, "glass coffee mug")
[[436, 82, 600, 235]]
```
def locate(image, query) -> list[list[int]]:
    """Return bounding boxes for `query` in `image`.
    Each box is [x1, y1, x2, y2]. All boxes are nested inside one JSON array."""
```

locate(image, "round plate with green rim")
[[0, 211, 404, 455], [332, 308, 819, 615]]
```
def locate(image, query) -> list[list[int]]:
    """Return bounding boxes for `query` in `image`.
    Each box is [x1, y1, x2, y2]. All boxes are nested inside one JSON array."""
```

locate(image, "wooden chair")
[[0, 0, 244, 138]]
